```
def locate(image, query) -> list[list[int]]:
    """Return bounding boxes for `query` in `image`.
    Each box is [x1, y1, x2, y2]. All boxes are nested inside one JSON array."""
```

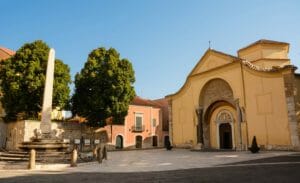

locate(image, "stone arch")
[[196, 78, 236, 148], [216, 110, 235, 149], [202, 100, 235, 148], [199, 78, 234, 108], [115, 135, 123, 149]]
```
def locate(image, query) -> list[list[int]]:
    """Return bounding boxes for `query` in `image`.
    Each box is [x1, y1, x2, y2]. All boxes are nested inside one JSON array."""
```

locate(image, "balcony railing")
[[131, 125, 145, 132]]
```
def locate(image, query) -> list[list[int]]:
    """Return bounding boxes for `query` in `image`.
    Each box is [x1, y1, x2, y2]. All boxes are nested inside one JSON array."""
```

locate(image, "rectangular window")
[[135, 113, 143, 131]]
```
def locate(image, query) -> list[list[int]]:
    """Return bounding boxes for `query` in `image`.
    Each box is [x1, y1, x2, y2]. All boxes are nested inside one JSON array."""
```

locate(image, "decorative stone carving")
[[199, 79, 234, 148], [216, 110, 232, 123], [195, 107, 204, 145], [33, 128, 42, 139]]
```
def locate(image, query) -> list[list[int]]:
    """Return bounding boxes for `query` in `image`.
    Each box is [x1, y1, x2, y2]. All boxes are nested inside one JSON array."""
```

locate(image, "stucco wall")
[[170, 46, 296, 150], [243, 68, 292, 149], [238, 44, 289, 62], [171, 63, 244, 147], [238, 45, 262, 62], [0, 120, 7, 148], [4, 104, 167, 150], [5, 121, 25, 150], [105, 105, 165, 149], [261, 45, 288, 59], [253, 59, 290, 68]]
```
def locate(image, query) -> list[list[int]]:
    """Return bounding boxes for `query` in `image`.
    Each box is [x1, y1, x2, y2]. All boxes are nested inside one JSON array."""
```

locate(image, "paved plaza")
[[68, 149, 298, 173], [1, 149, 300, 182]]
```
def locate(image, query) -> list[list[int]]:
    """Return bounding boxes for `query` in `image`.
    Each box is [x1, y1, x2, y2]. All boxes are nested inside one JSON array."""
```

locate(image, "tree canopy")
[[0, 40, 71, 121], [72, 47, 135, 127]]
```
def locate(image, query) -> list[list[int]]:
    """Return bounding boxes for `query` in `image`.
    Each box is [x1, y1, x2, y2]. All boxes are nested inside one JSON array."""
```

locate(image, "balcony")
[[131, 125, 145, 132]]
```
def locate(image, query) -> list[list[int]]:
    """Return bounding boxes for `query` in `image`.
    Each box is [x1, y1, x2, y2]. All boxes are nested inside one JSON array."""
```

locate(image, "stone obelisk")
[[40, 48, 55, 137]]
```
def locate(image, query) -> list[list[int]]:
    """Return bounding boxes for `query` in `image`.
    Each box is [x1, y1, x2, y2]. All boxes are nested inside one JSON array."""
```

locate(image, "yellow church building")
[[166, 40, 300, 151]]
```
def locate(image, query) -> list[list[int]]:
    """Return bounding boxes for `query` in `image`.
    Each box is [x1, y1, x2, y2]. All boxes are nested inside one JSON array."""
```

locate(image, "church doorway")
[[219, 123, 232, 149], [115, 135, 123, 149]]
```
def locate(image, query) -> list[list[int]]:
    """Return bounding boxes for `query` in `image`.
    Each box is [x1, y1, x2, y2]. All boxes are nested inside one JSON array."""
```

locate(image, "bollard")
[[97, 147, 103, 164], [102, 145, 107, 160], [71, 148, 78, 167], [93, 145, 98, 159], [28, 149, 36, 170]]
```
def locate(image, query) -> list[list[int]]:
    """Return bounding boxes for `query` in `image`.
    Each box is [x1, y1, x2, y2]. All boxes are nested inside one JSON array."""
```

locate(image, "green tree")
[[0, 40, 71, 121], [72, 47, 135, 127]]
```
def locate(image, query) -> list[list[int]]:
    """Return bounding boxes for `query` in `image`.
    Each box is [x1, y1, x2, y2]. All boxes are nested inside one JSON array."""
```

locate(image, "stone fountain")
[[20, 49, 69, 152]]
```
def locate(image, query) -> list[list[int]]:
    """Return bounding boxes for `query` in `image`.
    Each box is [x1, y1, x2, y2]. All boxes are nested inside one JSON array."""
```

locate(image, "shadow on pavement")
[[222, 153, 300, 165]]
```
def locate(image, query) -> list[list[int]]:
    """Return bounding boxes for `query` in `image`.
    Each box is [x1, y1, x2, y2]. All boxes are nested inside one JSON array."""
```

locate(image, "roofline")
[[167, 49, 242, 99], [166, 61, 240, 99], [238, 39, 289, 53], [166, 61, 296, 99], [0, 47, 15, 56], [130, 104, 160, 109], [188, 48, 241, 77]]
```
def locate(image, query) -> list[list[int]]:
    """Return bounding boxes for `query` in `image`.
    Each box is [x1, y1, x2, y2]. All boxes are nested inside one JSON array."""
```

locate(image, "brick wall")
[[283, 71, 300, 148], [294, 74, 300, 138]]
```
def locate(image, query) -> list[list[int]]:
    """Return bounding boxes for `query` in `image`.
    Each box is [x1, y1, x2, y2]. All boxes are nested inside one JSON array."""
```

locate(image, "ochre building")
[[166, 40, 300, 150]]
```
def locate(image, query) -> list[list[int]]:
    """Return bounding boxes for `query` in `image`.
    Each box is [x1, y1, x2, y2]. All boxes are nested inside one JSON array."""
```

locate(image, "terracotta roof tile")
[[131, 96, 160, 107], [0, 47, 15, 61]]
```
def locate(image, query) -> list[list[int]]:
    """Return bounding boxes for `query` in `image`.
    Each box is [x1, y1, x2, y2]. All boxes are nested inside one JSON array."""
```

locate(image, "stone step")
[[0, 156, 29, 161], [0, 156, 71, 162], [0, 152, 67, 156], [4, 151, 28, 155], [0, 152, 29, 158], [0, 151, 71, 163]]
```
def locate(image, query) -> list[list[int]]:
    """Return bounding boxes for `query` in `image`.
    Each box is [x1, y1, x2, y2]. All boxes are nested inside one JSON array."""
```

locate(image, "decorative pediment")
[[189, 49, 241, 76]]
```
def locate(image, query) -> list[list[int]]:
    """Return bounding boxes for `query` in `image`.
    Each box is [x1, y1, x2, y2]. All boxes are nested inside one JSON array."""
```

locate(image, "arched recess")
[[199, 78, 234, 107], [115, 135, 123, 149], [215, 109, 235, 149], [203, 101, 236, 148], [197, 78, 235, 148]]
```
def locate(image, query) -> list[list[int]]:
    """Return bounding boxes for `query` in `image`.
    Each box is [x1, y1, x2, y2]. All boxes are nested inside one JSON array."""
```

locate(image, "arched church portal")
[[197, 78, 235, 149], [216, 110, 234, 149]]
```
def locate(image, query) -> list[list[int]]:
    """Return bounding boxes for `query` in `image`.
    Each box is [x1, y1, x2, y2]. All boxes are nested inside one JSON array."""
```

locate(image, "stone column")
[[196, 107, 204, 148], [167, 100, 173, 145], [283, 67, 300, 149], [235, 99, 243, 150], [40, 48, 55, 137]]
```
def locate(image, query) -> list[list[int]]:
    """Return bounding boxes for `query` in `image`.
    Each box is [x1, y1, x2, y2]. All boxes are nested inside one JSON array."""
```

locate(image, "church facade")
[[166, 40, 300, 151]]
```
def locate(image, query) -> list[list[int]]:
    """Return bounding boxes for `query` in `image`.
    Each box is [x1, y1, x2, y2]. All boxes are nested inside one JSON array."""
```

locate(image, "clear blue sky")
[[1, 0, 300, 99]]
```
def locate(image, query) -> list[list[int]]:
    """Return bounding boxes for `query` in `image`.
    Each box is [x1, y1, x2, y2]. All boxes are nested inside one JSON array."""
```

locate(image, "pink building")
[[102, 96, 169, 149]]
